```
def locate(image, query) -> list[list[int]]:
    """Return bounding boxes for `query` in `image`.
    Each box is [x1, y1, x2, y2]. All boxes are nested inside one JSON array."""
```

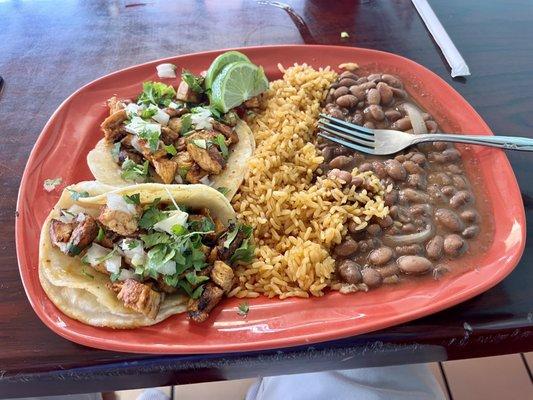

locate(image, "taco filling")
[[48, 191, 254, 323]]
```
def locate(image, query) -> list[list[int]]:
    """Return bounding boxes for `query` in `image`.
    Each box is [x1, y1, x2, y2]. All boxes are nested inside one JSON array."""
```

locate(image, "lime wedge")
[[205, 51, 251, 90], [210, 61, 269, 113]]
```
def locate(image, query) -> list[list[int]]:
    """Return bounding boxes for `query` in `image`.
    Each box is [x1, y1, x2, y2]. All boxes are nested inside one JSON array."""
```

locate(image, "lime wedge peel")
[[205, 51, 251, 90]]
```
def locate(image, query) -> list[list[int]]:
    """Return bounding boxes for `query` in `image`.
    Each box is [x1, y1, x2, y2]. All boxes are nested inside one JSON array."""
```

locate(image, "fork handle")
[[413, 134, 533, 151]]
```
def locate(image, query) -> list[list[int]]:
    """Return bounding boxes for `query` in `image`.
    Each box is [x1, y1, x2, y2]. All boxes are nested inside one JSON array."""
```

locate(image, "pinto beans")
[[371, 161, 388, 179], [391, 117, 412, 131], [384, 159, 407, 181], [351, 176, 364, 188], [381, 74, 402, 88], [443, 234, 467, 257], [441, 185, 456, 197], [329, 155, 356, 170], [399, 188, 430, 203], [367, 88, 381, 105], [339, 78, 358, 87], [369, 247, 393, 265], [339, 71, 358, 80], [377, 82, 393, 105], [333, 86, 350, 99], [395, 244, 423, 256], [361, 268, 383, 288], [336, 94, 358, 108], [385, 109, 402, 122], [462, 225, 480, 239], [349, 86, 365, 101], [365, 105, 385, 121], [367, 224, 382, 236], [384, 190, 398, 206], [426, 235, 444, 260], [327, 168, 353, 184], [377, 215, 394, 228], [403, 160, 423, 174], [460, 209, 479, 223], [450, 190, 474, 209], [443, 148, 461, 162], [410, 203, 433, 216], [397, 256, 433, 275], [410, 153, 427, 166], [435, 208, 464, 232], [338, 260, 363, 284], [334, 238, 359, 257]]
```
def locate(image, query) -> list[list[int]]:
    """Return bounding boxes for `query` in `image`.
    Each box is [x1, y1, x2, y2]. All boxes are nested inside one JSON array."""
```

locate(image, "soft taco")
[[87, 79, 257, 200], [39, 181, 254, 328]]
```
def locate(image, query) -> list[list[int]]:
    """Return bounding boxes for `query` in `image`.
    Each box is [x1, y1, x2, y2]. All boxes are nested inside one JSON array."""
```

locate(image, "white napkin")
[[411, 0, 471, 77]]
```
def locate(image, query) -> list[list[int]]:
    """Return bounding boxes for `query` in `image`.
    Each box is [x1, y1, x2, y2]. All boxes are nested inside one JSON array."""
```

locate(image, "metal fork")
[[318, 113, 533, 155]]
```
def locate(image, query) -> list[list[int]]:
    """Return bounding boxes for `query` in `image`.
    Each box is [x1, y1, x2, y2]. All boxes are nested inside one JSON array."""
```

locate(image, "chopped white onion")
[[156, 63, 177, 78], [105, 253, 122, 274], [147, 104, 170, 126], [118, 269, 139, 281], [130, 135, 144, 153], [59, 204, 86, 223], [156, 260, 176, 275], [153, 210, 189, 234], [124, 103, 141, 117], [174, 175, 183, 184], [85, 243, 111, 267], [191, 107, 213, 130], [403, 103, 428, 135], [106, 193, 138, 215], [119, 239, 146, 267], [124, 116, 161, 136], [199, 175, 212, 186], [167, 101, 180, 110]]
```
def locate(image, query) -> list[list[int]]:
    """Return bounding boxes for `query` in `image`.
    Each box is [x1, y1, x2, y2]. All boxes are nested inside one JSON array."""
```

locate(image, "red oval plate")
[[16, 45, 525, 354]]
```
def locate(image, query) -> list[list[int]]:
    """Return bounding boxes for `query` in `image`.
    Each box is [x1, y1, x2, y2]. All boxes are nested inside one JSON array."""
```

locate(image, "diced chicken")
[[186, 142, 224, 174], [49, 219, 75, 249], [212, 121, 239, 145], [185, 163, 209, 183], [155, 277, 178, 294], [118, 149, 144, 165], [167, 117, 182, 133], [176, 137, 187, 152], [112, 279, 162, 319], [215, 227, 247, 263], [95, 228, 118, 249], [101, 110, 128, 143], [174, 151, 194, 173], [107, 97, 130, 115], [208, 146, 226, 167], [137, 138, 167, 160], [176, 81, 200, 103], [152, 158, 178, 184], [244, 96, 260, 108], [67, 214, 100, 255], [187, 283, 224, 323], [205, 217, 226, 244], [210, 261, 234, 293], [98, 206, 140, 236], [161, 126, 180, 145]]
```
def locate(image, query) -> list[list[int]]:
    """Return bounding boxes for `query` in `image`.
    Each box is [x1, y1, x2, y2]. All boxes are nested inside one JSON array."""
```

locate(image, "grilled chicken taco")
[[87, 53, 267, 199], [39, 181, 254, 328]]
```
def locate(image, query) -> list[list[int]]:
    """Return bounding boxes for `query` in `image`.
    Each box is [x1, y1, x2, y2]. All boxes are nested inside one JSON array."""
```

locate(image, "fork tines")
[[318, 113, 376, 155]]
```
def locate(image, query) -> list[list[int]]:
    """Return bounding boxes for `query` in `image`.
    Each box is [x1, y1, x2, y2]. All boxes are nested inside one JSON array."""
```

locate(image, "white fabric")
[[4, 395, 102, 400], [136, 388, 169, 400], [246, 364, 446, 400]]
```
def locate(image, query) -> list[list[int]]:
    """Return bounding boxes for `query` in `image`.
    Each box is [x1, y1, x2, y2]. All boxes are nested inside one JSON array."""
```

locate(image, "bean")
[[364, 105, 384, 121], [333, 145, 351, 157], [356, 77, 368, 84], [324, 104, 344, 119], [338, 260, 363, 284], [426, 235, 444, 260], [433, 142, 449, 151], [363, 121, 375, 129], [460, 209, 479, 223], [384, 190, 398, 206], [361, 268, 383, 288], [357, 81, 377, 91], [377, 82, 393, 105], [325, 89, 335, 103], [350, 113, 364, 125], [443, 148, 461, 162], [369, 246, 393, 265], [410, 153, 427, 165], [336, 94, 358, 108], [443, 234, 467, 257], [426, 120, 438, 133], [450, 190, 473, 209], [431, 172, 452, 186], [395, 244, 423, 256], [383, 176, 394, 188], [452, 175, 468, 189], [329, 155, 356, 170], [396, 206, 413, 223], [410, 204, 433, 216], [357, 101, 365, 109], [401, 223, 417, 233], [350, 176, 364, 188], [375, 263, 400, 278], [462, 225, 480, 239], [397, 255, 433, 275], [395, 154, 406, 163], [441, 185, 456, 197], [435, 208, 464, 232], [428, 185, 447, 204], [399, 188, 430, 203], [349, 86, 365, 100], [334, 238, 359, 257], [391, 87, 407, 99], [322, 146, 336, 162], [367, 224, 382, 236], [385, 109, 402, 122], [377, 215, 394, 228], [381, 74, 403, 88], [358, 239, 377, 253], [339, 71, 358, 80], [367, 88, 381, 105], [391, 117, 412, 131], [327, 168, 353, 184], [371, 161, 388, 179], [333, 86, 350, 99], [339, 78, 358, 87], [359, 162, 372, 172], [367, 73, 382, 82], [384, 159, 407, 181], [406, 174, 427, 190], [403, 160, 423, 174], [448, 164, 463, 174]]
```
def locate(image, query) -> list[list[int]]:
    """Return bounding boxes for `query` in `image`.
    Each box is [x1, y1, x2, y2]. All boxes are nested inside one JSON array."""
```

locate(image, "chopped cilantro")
[[121, 159, 149, 182], [110, 272, 120, 282], [189, 216, 215, 233], [237, 302, 249, 317], [140, 232, 171, 247], [164, 143, 177, 156], [96, 226, 105, 242], [140, 107, 157, 120], [123, 193, 141, 205], [127, 240, 140, 249], [81, 256, 90, 265], [111, 142, 121, 161], [178, 280, 194, 297], [181, 70, 204, 94], [213, 134, 229, 159], [217, 187, 230, 195], [138, 200, 167, 229], [209, 105, 223, 120], [178, 166, 189, 179], [192, 139, 207, 149], [171, 224, 187, 236], [61, 209, 77, 218], [191, 284, 205, 299], [223, 226, 240, 248], [137, 127, 160, 152], [67, 188, 90, 201], [180, 114, 193, 135], [67, 244, 81, 256], [95, 248, 117, 263], [185, 271, 209, 286], [230, 238, 255, 264], [137, 81, 176, 107]]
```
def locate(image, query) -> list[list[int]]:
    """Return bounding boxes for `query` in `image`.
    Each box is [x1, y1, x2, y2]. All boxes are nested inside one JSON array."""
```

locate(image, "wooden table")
[[1, 0, 532, 397]]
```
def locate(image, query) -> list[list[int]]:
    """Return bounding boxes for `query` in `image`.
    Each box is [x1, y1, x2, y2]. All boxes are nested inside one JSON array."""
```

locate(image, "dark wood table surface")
[[1, 0, 532, 397]]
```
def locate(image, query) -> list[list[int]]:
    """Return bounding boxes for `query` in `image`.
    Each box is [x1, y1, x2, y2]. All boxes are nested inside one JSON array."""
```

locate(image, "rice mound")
[[230, 64, 388, 299]]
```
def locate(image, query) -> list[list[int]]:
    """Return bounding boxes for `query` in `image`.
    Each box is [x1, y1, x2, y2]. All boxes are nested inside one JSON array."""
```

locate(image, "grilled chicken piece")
[[101, 110, 128, 143], [168, 117, 182, 133], [112, 279, 162, 319], [95, 228, 118, 249], [185, 163, 209, 183], [176, 80, 200, 103], [136, 138, 167, 160], [215, 227, 247, 263], [186, 142, 224, 174], [174, 151, 194, 174], [187, 283, 224, 323], [67, 214, 99, 255], [49, 219, 75, 248], [152, 158, 178, 184], [98, 205, 141, 236], [118, 149, 143, 165], [210, 261, 234, 293], [107, 97, 130, 115], [176, 137, 187, 152], [212, 121, 239, 146], [161, 126, 180, 145], [155, 277, 178, 294]]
